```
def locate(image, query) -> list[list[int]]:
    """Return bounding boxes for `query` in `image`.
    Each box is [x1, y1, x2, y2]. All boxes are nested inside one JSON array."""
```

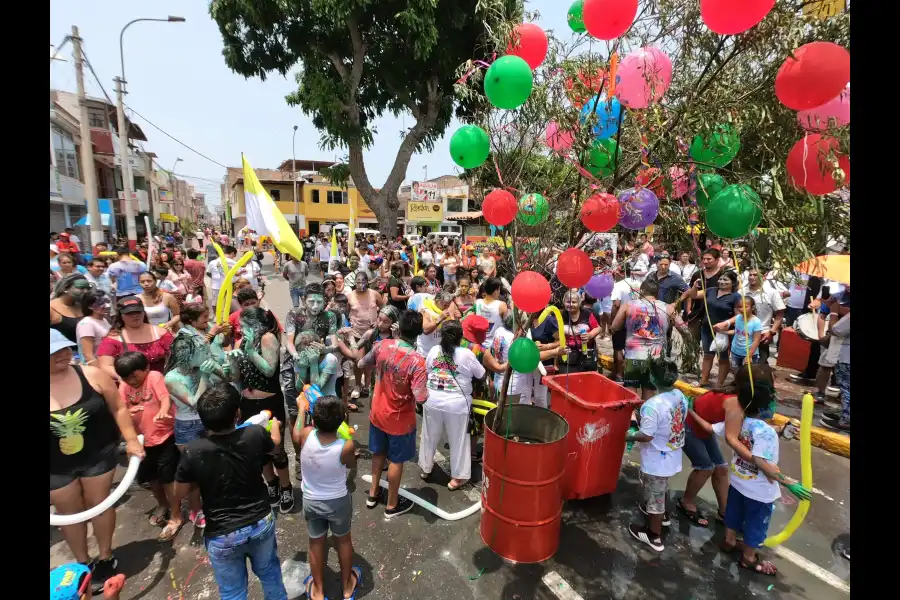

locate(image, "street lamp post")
[[292, 125, 299, 236], [170, 157, 182, 232], [115, 16, 185, 249]]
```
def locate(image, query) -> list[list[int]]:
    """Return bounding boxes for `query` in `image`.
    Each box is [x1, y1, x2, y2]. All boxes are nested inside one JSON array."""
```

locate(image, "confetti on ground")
[[468, 568, 485, 581], [768, 585, 774, 591]]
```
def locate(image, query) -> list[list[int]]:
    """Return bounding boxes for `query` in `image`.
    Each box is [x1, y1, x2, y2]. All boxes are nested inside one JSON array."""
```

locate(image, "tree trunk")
[[370, 192, 400, 237]]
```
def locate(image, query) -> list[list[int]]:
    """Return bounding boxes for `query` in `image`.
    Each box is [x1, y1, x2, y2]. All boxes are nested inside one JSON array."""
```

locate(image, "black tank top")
[[50, 366, 119, 474], [51, 308, 82, 343], [237, 336, 281, 393]]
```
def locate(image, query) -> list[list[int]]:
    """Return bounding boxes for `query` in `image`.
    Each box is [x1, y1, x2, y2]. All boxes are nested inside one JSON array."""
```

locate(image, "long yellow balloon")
[[763, 393, 813, 547], [216, 251, 256, 324], [537, 305, 567, 363]]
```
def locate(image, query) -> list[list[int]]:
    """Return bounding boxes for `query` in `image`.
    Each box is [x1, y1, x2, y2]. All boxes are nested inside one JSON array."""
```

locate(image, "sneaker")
[[639, 503, 671, 527], [266, 479, 280, 507], [385, 496, 415, 519], [789, 374, 815, 385], [189, 509, 207, 529], [350, 388, 361, 400], [366, 489, 384, 509], [628, 523, 664, 552], [813, 392, 826, 404], [819, 416, 850, 432], [90, 556, 119, 595], [823, 407, 842, 420], [826, 385, 840, 395], [279, 486, 295, 514]]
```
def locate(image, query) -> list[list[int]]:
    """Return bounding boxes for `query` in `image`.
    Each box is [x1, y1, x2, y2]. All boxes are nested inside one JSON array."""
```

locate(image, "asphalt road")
[[50, 256, 850, 599]]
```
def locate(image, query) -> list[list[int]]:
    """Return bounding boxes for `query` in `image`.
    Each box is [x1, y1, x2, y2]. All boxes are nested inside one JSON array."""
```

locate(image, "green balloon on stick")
[[449, 125, 490, 169], [517, 193, 549, 225], [568, 0, 586, 33], [705, 184, 762, 239], [508, 338, 540, 373], [484, 55, 534, 110], [695, 173, 726, 208], [690, 124, 741, 168], [586, 138, 622, 178]]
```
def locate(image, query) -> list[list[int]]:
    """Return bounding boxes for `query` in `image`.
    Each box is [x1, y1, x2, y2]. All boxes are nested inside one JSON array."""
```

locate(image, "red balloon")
[[700, 0, 775, 35], [482, 189, 518, 227], [580, 193, 619, 232], [506, 23, 548, 70], [511, 271, 551, 313], [583, 0, 638, 41], [557, 249, 593, 289], [775, 42, 850, 110], [786, 134, 850, 196]]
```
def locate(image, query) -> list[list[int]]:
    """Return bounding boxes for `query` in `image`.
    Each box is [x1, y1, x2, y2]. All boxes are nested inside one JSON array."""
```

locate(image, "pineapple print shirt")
[[50, 366, 119, 473]]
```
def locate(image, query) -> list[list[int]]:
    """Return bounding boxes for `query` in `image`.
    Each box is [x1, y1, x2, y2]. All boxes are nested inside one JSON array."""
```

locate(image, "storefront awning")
[[446, 211, 483, 221], [74, 198, 113, 227]]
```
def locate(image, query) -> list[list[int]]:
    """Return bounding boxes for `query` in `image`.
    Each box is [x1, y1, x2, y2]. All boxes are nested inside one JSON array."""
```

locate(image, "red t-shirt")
[[119, 371, 175, 447], [184, 259, 206, 291], [97, 330, 174, 374], [361, 339, 427, 436], [686, 391, 731, 439]]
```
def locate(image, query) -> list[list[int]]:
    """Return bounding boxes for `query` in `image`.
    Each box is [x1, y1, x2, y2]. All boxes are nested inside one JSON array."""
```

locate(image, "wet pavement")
[[50, 257, 850, 599]]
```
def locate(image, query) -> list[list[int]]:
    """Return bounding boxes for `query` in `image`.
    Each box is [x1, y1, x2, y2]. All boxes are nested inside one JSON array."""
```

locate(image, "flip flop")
[[303, 575, 326, 599], [157, 519, 183, 542], [148, 506, 169, 527], [447, 480, 468, 491], [739, 556, 778, 576], [343, 566, 362, 600], [676, 499, 709, 528]]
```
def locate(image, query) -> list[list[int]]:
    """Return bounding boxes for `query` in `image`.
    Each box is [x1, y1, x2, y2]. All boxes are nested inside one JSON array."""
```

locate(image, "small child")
[[691, 364, 811, 575], [624, 358, 688, 552], [114, 352, 181, 541], [728, 296, 762, 371], [293, 395, 360, 600]]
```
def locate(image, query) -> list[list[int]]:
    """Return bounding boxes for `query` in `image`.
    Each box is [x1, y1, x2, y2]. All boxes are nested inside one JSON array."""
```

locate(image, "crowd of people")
[[50, 225, 848, 597]]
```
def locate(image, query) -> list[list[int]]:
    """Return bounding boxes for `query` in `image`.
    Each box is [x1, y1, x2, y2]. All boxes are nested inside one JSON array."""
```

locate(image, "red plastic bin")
[[544, 372, 643, 500]]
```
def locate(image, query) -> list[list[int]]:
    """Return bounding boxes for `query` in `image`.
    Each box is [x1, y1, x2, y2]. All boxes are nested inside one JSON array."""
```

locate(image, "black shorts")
[[137, 435, 180, 484], [50, 444, 118, 492], [612, 328, 627, 352], [241, 391, 288, 469]]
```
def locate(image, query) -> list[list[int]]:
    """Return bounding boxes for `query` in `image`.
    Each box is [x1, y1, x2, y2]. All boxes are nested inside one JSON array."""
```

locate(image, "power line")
[[173, 173, 226, 184], [80, 48, 115, 106], [124, 104, 228, 169]]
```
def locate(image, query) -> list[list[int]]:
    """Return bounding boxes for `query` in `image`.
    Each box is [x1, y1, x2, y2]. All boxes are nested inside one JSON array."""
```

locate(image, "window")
[[52, 126, 80, 180], [446, 198, 464, 213], [440, 225, 461, 233], [87, 106, 107, 128], [311, 189, 320, 203], [270, 189, 281, 201], [327, 190, 348, 204]]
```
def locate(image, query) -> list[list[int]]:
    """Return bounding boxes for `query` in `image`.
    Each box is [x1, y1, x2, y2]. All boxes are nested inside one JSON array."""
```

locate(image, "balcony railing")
[[50, 166, 85, 206]]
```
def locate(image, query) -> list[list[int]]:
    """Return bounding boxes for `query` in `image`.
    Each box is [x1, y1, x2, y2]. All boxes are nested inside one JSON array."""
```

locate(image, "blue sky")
[[50, 1, 572, 207]]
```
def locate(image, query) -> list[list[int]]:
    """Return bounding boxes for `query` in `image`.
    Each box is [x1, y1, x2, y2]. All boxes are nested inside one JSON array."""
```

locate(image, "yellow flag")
[[242, 154, 304, 260], [331, 227, 338, 259]]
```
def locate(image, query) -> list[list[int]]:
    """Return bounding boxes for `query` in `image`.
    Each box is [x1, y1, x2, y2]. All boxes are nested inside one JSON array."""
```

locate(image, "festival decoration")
[[614, 46, 673, 109], [705, 184, 762, 238], [617, 187, 659, 230], [546, 121, 575, 152], [449, 125, 491, 169], [506, 23, 548, 70], [565, 69, 607, 109], [585, 138, 621, 178], [785, 134, 850, 195], [585, 273, 614, 299], [689, 123, 740, 168], [695, 173, 726, 208], [217, 251, 256, 324], [567, 0, 586, 33], [511, 271, 551, 312], [482, 189, 519, 226], [484, 55, 534, 110], [557, 248, 593, 289], [580, 192, 619, 232], [668, 166, 689, 198], [583, 0, 638, 41], [797, 85, 850, 131], [517, 193, 550, 225], [700, 0, 776, 35], [508, 338, 541, 373], [775, 42, 850, 110], [635, 166, 666, 198], [579, 97, 623, 140]]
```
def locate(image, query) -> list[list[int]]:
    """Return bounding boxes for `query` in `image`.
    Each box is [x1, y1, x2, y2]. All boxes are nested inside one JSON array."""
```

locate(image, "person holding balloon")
[[555, 289, 602, 374]]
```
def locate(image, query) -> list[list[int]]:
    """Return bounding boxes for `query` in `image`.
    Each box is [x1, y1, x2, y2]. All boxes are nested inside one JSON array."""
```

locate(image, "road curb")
[[596, 356, 850, 459]]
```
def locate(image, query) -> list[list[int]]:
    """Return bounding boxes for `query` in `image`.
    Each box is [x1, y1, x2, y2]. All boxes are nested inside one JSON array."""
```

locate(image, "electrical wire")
[[79, 48, 115, 106], [124, 104, 228, 169]]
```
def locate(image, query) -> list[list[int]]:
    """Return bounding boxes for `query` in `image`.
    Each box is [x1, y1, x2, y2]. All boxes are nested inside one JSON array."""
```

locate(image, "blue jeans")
[[205, 513, 287, 600], [289, 287, 304, 308], [834, 361, 850, 424]]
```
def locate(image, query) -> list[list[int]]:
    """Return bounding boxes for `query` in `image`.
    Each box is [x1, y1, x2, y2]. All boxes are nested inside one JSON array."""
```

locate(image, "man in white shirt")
[[315, 234, 331, 272], [610, 264, 642, 381], [206, 245, 238, 312]]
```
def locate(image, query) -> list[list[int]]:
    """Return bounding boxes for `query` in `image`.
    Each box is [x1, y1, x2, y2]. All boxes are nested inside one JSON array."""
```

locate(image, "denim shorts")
[[303, 494, 352, 539], [729, 353, 760, 372], [175, 418, 207, 446], [682, 426, 727, 471], [723, 485, 774, 548], [368, 422, 417, 463]]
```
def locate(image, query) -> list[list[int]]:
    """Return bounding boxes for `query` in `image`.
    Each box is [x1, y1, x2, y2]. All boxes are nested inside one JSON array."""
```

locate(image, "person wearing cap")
[[50, 329, 144, 593], [57, 232, 80, 256], [97, 297, 174, 380]]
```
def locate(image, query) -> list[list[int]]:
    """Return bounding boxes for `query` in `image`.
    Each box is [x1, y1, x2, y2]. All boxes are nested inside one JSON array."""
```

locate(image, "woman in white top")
[[418, 291, 459, 356], [138, 272, 180, 331], [420, 320, 485, 490], [474, 277, 508, 347], [75, 290, 112, 366]]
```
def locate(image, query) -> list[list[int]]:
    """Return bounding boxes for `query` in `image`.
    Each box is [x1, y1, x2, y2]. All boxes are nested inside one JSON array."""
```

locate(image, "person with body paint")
[[51, 273, 89, 345]]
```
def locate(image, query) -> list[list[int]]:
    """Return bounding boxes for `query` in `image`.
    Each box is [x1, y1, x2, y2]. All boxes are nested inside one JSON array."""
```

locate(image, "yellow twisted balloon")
[[763, 393, 813, 547], [537, 305, 567, 363], [216, 251, 256, 324]]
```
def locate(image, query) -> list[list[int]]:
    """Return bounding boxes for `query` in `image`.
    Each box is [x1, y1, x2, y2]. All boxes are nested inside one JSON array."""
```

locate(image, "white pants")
[[531, 372, 549, 409], [419, 405, 471, 481]]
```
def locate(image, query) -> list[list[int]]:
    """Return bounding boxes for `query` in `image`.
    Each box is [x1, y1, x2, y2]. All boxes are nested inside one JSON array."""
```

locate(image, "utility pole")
[[114, 76, 137, 249], [292, 125, 299, 236], [71, 26, 103, 247]]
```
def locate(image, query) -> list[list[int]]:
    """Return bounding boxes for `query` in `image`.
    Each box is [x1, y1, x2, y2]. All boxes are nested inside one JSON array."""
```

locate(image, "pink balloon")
[[545, 121, 574, 152], [797, 86, 850, 132], [668, 166, 689, 198], [614, 46, 673, 109]]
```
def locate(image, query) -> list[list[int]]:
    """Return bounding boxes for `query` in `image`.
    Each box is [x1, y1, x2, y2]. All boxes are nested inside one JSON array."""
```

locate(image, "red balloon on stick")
[[482, 189, 519, 227], [557, 249, 593, 289], [785, 134, 850, 196], [506, 23, 548, 70], [700, 0, 775, 35], [511, 271, 551, 313], [775, 42, 850, 110], [580, 193, 619, 232], [583, 0, 638, 41]]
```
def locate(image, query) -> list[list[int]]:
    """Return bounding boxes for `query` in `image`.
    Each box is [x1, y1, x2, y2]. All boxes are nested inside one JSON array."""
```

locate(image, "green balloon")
[[705, 184, 763, 239], [484, 55, 534, 110], [586, 138, 622, 178], [508, 338, 540, 373], [449, 125, 490, 169], [695, 173, 726, 208], [690, 124, 741, 168], [517, 193, 549, 225], [568, 0, 586, 33]]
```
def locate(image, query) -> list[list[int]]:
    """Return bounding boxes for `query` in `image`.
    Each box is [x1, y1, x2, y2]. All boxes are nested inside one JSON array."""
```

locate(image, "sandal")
[[347, 403, 359, 412], [157, 519, 184, 542], [720, 540, 747, 554], [676, 499, 709, 527], [303, 575, 329, 600], [739, 556, 778, 576], [343, 566, 362, 600], [148, 506, 169, 527], [448, 479, 469, 491]]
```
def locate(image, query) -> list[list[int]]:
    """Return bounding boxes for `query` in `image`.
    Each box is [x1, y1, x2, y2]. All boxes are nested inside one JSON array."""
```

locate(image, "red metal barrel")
[[480, 404, 569, 563]]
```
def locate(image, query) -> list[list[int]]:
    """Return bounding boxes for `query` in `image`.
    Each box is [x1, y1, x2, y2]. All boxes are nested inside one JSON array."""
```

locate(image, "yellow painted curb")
[[597, 356, 850, 459]]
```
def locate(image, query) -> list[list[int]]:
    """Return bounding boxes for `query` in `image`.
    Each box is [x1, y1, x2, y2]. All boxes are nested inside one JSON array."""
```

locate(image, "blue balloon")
[[579, 97, 623, 140]]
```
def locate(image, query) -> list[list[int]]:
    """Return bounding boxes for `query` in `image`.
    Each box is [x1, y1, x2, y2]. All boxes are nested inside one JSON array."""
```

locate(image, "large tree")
[[210, 0, 514, 235]]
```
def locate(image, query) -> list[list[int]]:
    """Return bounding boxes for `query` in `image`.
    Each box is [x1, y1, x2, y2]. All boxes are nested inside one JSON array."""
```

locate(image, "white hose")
[[361, 475, 481, 521], [51, 435, 145, 527]]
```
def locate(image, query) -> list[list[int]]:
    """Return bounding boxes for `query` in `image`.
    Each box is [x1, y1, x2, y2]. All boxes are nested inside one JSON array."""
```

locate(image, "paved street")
[[50, 256, 850, 599]]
